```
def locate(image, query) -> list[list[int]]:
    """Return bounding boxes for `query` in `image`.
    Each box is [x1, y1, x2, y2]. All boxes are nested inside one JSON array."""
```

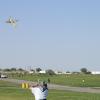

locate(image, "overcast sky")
[[0, 0, 100, 71]]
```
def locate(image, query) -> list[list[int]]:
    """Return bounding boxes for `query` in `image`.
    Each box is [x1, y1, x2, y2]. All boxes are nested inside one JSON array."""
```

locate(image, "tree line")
[[0, 67, 91, 75]]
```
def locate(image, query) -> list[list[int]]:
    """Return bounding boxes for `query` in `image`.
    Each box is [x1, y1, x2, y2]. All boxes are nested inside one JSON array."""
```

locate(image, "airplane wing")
[[11, 22, 17, 28], [6, 20, 10, 23]]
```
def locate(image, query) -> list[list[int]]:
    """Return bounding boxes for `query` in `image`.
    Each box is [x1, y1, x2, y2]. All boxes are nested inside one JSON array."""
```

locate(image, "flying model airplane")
[[6, 17, 18, 27]]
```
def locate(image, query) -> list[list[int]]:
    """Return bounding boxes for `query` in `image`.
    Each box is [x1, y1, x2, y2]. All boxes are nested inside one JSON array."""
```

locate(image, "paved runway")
[[1, 78, 100, 93]]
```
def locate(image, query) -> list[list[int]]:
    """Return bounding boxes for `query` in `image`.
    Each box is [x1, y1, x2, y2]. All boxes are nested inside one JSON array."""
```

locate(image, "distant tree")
[[3, 68, 10, 71], [17, 68, 24, 71], [66, 71, 70, 73], [30, 69, 35, 72], [46, 69, 55, 75], [86, 71, 91, 74], [10, 68, 17, 71], [72, 72, 80, 74], [80, 68, 88, 74], [36, 68, 42, 72]]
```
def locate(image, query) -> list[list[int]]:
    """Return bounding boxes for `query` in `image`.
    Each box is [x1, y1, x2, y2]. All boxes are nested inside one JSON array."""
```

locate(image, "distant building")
[[28, 71, 34, 74], [55, 71, 63, 74], [91, 71, 100, 75], [66, 72, 72, 74], [39, 70, 46, 74], [55, 71, 72, 74]]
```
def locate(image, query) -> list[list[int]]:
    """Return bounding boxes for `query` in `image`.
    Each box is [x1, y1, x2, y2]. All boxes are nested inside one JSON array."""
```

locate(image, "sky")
[[0, 0, 100, 71]]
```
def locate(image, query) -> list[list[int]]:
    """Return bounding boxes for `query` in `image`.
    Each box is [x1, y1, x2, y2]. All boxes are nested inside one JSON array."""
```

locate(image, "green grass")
[[8, 73, 100, 87], [0, 80, 100, 100]]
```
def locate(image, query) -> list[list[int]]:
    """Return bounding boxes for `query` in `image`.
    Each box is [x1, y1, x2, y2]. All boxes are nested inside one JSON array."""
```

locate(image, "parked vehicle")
[[0, 74, 8, 78]]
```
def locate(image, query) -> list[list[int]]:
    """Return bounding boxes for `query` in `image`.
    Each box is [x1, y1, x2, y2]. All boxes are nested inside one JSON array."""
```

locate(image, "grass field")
[[0, 80, 100, 100], [8, 73, 100, 87]]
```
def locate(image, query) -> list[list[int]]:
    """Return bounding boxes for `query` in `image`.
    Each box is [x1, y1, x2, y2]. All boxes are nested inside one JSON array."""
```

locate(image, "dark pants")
[[40, 99, 46, 100]]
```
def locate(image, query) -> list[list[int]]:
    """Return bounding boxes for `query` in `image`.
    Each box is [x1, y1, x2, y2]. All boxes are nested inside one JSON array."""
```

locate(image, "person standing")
[[30, 81, 48, 100], [47, 78, 50, 84]]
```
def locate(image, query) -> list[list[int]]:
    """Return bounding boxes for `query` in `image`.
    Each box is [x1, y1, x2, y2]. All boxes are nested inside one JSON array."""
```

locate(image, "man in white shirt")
[[30, 81, 48, 100]]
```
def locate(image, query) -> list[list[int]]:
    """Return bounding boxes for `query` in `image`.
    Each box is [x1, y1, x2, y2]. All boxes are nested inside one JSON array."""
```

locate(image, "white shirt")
[[30, 86, 48, 100]]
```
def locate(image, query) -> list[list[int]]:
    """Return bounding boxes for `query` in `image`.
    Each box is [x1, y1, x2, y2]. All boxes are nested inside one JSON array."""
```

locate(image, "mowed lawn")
[[0, 80, 100, 100], [9, 74, 100, 87]]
